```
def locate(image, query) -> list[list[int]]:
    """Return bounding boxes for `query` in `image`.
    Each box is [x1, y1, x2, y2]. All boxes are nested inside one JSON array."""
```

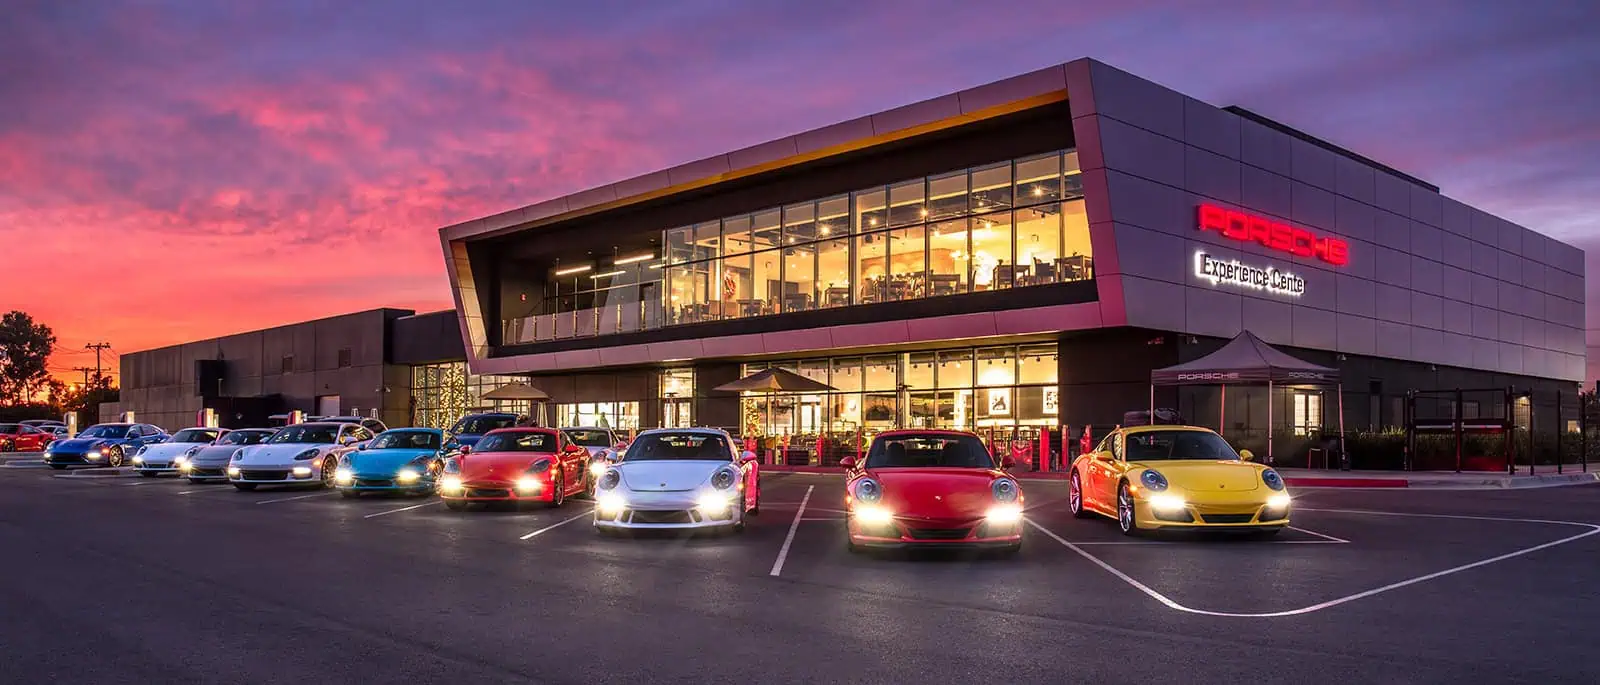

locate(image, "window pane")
[[667, 226, 693, 264], [750, 250, 780, 316], [1064, 150, 1084, 200], [970, 211, 1014, 291], [720, 252, 752, 319], [1061, 200, 1093, 281], [855, 229, 890, 304], [970, 162, 1012, 213], [783, 201, 817, 244], [1015, 152, 1062, 204], [927, 170, 968, 221], [751, 208, 782, 251], [905, 352, 936, 389], [976, 347, 1016, 387], [887, 178, 926, 228], [781, 243, 816, 313], [854, 187, 886, 233], [1018, 344, 1057, 384], [816, 195, 849, 239], [1015, 204, 1062, 285], [816, 237, 851, 308], [928, 218, 968, 296], [863, 355, 897, 392], [937, 350, 972, 389], [889, 224, 926, 301], [832, 358, 864, 393], [723, 215, 754, 255], [691, 221, 721, 261]]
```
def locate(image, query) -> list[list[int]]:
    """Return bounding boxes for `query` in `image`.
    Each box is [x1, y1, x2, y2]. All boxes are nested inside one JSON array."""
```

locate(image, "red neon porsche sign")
[[1197, 205, 1349, 267]]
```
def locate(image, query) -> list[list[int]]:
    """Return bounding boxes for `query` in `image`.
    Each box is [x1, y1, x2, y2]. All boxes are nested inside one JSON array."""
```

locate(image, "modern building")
[[111, 58, 1585, 469], [435, 57, 1586, 465]]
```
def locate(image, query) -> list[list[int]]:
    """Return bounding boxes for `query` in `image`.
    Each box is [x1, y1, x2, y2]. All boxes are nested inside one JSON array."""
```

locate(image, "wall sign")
[[986, 388, 1011, 416], [1195, 251, 1305, 297], [1042, 388, 1059, 416], [1198, 205, 1349, 267]]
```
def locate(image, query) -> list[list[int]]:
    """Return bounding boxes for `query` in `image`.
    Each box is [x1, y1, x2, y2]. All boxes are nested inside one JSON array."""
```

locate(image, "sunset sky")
[[3, 1, 1596, 386]]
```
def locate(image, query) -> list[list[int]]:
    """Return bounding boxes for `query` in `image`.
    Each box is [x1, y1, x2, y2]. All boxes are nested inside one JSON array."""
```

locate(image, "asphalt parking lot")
[[3, 460, 1598, 684]]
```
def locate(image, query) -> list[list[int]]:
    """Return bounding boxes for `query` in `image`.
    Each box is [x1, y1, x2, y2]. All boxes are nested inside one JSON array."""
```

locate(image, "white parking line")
[[255, 492, 334, 505], [799, 516, 841, 522], [1029, 511, 1600, 618], [1288, 525, 1350, 543], [123, 480, 162, 486], [519, 509, 595, 540], [364, 501, 442, 519], [769, 485, 813, 577]]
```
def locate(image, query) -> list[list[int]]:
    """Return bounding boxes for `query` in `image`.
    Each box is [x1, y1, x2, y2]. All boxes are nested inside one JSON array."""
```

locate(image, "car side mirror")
[[1239, 449, 1254, 462], [356, 443, 368, 450], [1001, 456, 1017, 469], [839, 456, 857, 469], [459, 445, 472, 455]]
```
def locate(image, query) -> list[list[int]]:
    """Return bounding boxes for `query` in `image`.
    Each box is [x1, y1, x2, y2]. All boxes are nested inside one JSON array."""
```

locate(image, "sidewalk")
[[762, 463, 1600, 489]]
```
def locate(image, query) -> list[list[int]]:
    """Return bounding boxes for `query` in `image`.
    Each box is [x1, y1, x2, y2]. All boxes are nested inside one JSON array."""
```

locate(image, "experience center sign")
[[1198, 204, 1349, 267], [1195, 251, 1305, 297]]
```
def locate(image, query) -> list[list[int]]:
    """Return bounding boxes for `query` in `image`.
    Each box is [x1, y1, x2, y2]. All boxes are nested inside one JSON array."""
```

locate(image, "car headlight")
[[1146, 493, 1187, 512], [86, 450, 102, 460], [854, 505, 894, 526], [440, 475, 463, 492], [526, 458, 552, 474], [136, 446, 148, 456], [291, 466, 313, 477], [596, 492, 625, 515], [395, 468, 420, 483], [173, 455, 190, 465], [227, 466, 241, 476], [853, 478, 882, 504], [131, 456, 144, 464], [696, 492, 733, 515], [335, 468, 354, 484], [710, 466, 737, 490], [293, 449, 321, 461], [991, 478, 1019, 503], [1262, 469, 1285, 491], [231, 448, 245, 462], [1140, 470, 1169, 491], [588, 460, 608, 478], [179, 461, 193, 472], [1266, 493, 1292, 509], [985, 504, 1024, 524], [515, 476, 541, 492], [598, 469, 620, 490]]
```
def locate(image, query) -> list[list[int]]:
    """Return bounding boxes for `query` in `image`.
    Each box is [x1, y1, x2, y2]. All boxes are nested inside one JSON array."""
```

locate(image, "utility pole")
[[71, 367, 94, 389], [85, 342, 111, 388]]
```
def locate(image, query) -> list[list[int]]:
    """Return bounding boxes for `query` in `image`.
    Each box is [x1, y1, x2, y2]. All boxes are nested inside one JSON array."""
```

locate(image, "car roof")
[[290, 422, 347, 429], [635, 427, 729, 437], [381, 427, 442, 434], [560, 426, 614, 431], [873, 429, 980, 439], [1121, 425, 1218, 436], [235, 428, 277, 433], [484, 426, 556, 435], [176, 426, 227, 431]]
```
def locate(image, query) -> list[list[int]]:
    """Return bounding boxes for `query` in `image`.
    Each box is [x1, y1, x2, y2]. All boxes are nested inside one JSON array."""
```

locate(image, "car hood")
[[237, 443, 336, 466], [348, 448, 437, 475], [458, 452, 556, 482], [48, 437, 112, 452], [138, 442, 205, 460], [190, 444, 242, 465], [1132, 460, 1262, 492], [867, 468, 1009, 519], [616, 460, 726, 492]]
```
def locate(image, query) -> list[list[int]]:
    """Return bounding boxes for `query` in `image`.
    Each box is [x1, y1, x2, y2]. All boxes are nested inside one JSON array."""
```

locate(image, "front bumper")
[[439, 479, 553, 502], [43, 452, 101, 466], [133, 462, 182, 475], [184, 464, 230, 481], [847, 515, 1022, 548], [228, 466, 324, 485], [338, 474, 436, 494], [1137, 495, 1290, 529], [592, 490, 739, 529]]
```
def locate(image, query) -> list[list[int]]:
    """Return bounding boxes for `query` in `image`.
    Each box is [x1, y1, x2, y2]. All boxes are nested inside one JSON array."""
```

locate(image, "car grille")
[[241, 470, 288, 481], [190, 468, 223, 477], [906, 527, 971, 540], [357, 479, 394, 488], [1200, 513, 1257, 524], [467, 488, 509, 498], [630, 510, 694, 524]]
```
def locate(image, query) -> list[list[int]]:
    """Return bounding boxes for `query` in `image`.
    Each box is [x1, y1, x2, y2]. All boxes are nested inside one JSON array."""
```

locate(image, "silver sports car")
[[592, 428, 760, 534]]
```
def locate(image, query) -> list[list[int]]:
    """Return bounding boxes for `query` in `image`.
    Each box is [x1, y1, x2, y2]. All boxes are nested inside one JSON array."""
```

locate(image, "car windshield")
[[78, 425, 131, 439], [1124, 430, 1240, 461], [474, 432, 555, 452], [266, 425, 338, 444], [563, 429, 613, 447], [219, 431, 271, 446], [865, 434, 995, 469], [170, 429, 221, 443], [621, 433, 729, 462], [370, 431, 441, 450], [451, 415, 517, 434]]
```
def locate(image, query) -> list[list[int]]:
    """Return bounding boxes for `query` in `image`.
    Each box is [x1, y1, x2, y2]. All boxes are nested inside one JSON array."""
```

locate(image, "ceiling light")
[[554, 264, 591, 276], [592, 270, 625, 279], [614, 253, 655, 265]]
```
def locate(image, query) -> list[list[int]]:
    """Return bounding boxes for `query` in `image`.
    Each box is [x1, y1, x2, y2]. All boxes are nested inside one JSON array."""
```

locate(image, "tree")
[[0, 311, 55, 405]]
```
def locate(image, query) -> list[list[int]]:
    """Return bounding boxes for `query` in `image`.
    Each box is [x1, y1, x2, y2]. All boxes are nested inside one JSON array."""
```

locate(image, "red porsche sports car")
[[438, 427, 589, 510], [0, 423, 53, 452], [841, 430, 1024, 554]]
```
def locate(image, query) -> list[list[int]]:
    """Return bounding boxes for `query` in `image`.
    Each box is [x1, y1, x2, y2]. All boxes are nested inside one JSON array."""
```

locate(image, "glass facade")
[[501, 150, 1091, 343], [556, 402, 640, 430], [409, 362, 526, 429]]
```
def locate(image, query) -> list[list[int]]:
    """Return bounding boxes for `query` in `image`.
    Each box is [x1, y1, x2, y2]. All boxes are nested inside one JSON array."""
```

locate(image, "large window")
[[1291, 392, 1323, 436], [409, 362, 525, 429], [556, 402, 640, 430]]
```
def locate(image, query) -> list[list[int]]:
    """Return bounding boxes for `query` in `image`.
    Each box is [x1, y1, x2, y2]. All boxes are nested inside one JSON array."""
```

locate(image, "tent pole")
[[1148, 384, 1154, 420], [1220, 384, 1227, 437], [1337, 382, 1346, 470], [1266, 379, 1274, 465]]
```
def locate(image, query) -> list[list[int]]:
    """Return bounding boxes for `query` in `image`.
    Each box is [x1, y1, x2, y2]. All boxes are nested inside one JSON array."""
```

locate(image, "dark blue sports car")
[[43, 423, 169, 469], [448, 413, 521, 448]]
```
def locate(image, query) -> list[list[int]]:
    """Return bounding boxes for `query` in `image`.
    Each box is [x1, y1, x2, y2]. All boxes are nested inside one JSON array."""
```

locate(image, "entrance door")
[[663, 398, 692, 428], [316, 395, 341, 416]]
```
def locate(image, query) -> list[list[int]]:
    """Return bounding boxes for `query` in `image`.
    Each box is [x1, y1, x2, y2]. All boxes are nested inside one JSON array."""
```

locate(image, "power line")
[[85, 342, 111, 386]]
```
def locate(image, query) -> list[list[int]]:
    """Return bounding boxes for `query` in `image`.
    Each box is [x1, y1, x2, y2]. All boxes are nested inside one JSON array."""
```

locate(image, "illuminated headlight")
[[853, 478, 882, 504], [1261, 469, 1286, 491], [86, 450, 102, 460], [854, 506, 894, 526], [596, 492, 625, 515], [985, 504, 1024, 524], [131, 456, 144, 465], [179, 462, 193, 472], [439, 475, 464, 493], [696, 492, 733, 515], [334, 468, 354, 484], [291, 466, 313, 478], [515, 477, 541, 493], [1266, 493, 1292, 509], [396, 468, 421, 483], [1146, 494, 1187, 512], [598, 469, 620, 490], [991, 478, 1019, 503], [173, 455, 189, 466], [710, 467, 737, 490], [226, 466, 241, 477], [588, 461, 607, 478]]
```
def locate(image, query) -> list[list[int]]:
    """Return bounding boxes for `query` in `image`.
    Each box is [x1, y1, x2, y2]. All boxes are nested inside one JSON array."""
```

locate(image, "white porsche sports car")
[[132, 427, 228, 477], [592, 427, 760, 534], [227, 421, 373, 491]]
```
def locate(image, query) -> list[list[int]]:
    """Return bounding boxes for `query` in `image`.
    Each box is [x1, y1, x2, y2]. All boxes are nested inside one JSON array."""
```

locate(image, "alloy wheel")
[[1068, 473, 1083, 514], [320, 457, 336, 486], [1117, 486, 1136, 535]]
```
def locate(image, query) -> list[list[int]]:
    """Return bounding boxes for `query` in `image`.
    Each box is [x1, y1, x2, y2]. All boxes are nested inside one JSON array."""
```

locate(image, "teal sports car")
[[333, 428, 456, 498]]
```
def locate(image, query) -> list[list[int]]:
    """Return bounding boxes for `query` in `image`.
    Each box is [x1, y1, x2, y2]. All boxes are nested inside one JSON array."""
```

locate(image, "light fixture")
[[591, 270, 625, 279], [554, 264, 592, 276], [614, 253, 655, 265]]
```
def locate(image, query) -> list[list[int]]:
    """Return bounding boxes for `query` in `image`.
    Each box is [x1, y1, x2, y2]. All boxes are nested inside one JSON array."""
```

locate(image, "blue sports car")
[[334, 428, 457, 497], [448, 412, 521, 448], [43, 423, 170, 469]]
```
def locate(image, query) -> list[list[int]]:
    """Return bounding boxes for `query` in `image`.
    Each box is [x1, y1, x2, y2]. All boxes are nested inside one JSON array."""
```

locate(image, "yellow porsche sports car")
[[1067, 425, 1291, 536]]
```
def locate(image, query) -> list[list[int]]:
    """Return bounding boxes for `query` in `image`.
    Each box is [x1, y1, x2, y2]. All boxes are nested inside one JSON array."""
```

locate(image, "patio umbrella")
[[481, 383, 550, 425], [714, 367, 836, 463]]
